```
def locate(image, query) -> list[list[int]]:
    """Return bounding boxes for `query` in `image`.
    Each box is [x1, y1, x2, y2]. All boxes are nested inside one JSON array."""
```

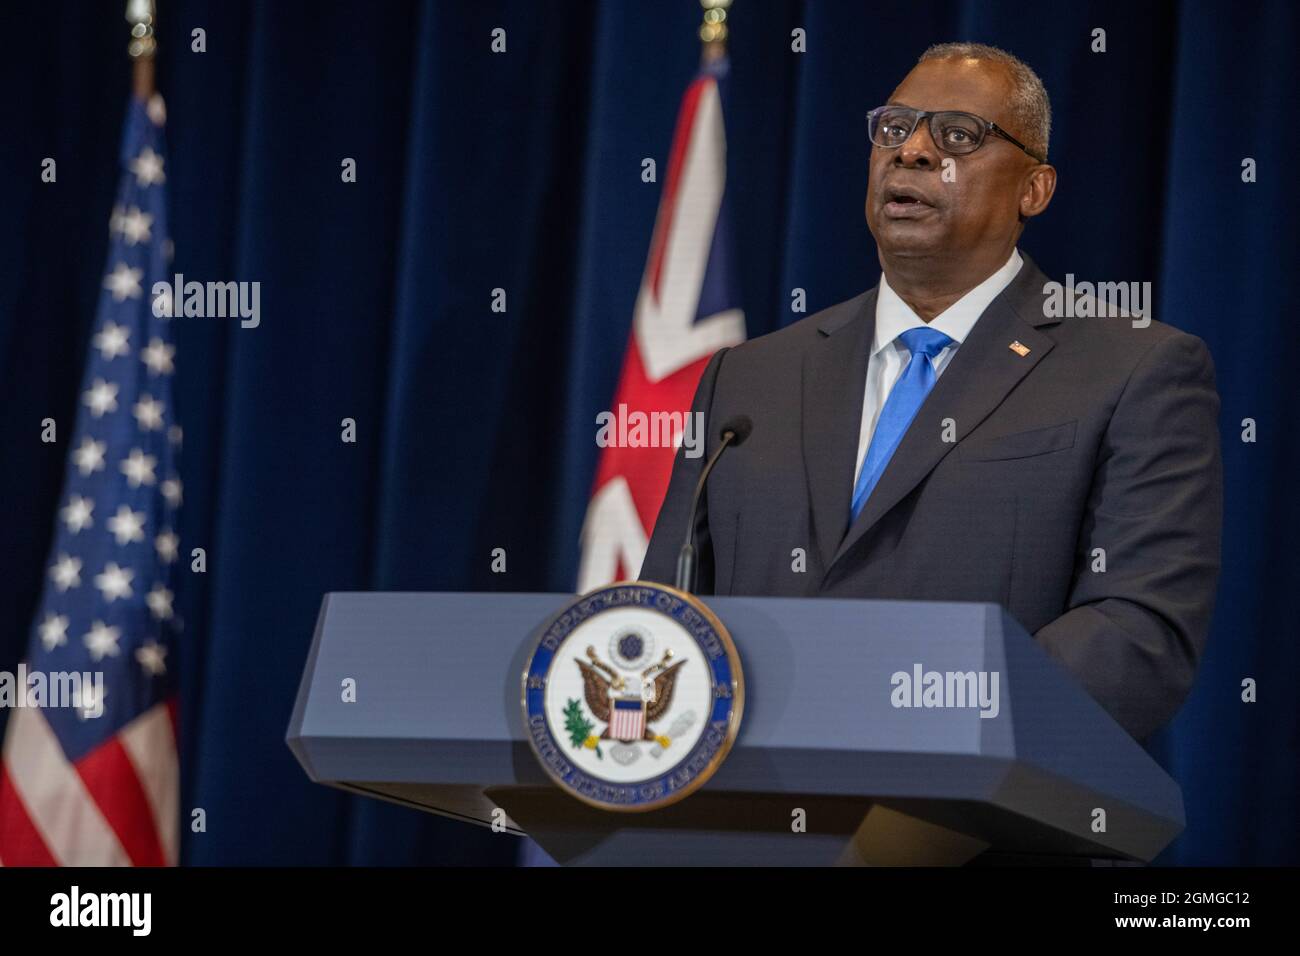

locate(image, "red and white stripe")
[[0, 699, 179, 867], [577, 69, 745, 591], [610, 702, 648, 742]]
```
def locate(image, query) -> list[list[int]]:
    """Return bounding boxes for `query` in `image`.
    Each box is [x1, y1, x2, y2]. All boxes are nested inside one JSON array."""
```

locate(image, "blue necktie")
[[849, 326, 954, 523]]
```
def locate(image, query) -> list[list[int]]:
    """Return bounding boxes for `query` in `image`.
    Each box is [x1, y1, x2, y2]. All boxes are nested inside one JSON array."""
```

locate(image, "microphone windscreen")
[[719, 415, 753, 447]]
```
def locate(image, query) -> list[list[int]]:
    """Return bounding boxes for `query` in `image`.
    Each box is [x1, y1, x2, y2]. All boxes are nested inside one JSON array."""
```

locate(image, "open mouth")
[[882, 186, 935, 218]]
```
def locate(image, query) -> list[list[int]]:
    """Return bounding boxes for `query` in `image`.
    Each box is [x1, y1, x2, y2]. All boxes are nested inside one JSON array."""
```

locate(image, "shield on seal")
[[609, 696, 647, 742]]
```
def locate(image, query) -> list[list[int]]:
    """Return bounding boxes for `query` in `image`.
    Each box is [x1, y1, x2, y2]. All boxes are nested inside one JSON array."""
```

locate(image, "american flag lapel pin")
[[1009, 340, 1031, 357]]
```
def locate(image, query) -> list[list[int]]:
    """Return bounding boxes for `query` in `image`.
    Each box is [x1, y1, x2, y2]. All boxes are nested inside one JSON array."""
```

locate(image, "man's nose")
[[895, 120, 939, 168]]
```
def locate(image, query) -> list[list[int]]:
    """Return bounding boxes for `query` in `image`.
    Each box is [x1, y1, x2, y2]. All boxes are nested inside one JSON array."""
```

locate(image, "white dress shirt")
[[853, 249, 1024, 487]]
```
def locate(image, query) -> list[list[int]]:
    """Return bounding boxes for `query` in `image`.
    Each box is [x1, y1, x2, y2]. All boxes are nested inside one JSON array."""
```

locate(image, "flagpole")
[[127, 0, 157, 99], [700, 0, 732, 65]]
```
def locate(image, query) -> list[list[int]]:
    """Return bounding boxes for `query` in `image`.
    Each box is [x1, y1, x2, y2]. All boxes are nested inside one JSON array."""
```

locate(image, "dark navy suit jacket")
[[639, 255, 1223, 740]]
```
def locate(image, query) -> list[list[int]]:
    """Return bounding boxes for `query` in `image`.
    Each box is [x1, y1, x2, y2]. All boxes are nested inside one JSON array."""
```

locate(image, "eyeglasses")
[[866, 105, 1045, 164]]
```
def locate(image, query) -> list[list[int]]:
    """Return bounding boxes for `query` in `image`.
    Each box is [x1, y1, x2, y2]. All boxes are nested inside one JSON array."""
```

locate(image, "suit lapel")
[[829, 256, 1060, 570], [802, 290, 876, 573]]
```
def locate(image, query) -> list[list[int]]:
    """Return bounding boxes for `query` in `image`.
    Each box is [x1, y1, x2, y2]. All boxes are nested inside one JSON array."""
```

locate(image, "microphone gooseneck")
[[674, 416, 753, 593]]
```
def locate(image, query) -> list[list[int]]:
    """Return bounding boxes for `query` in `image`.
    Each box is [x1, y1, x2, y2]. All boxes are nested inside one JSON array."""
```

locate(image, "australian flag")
[[0, 94, 181, 866], [576, 54, 746, 591]]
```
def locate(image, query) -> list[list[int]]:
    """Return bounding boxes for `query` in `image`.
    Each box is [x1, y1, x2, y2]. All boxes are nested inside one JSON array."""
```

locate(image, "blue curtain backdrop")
[[1, 0, 1295, 865]]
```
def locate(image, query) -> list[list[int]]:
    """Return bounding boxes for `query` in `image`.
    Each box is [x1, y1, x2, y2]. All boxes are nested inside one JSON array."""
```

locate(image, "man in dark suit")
[[639, 43, 1222, 741]]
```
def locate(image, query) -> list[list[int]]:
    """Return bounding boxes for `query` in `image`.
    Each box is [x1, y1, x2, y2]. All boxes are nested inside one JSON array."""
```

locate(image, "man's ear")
[[1020, 163, 1057, 220]]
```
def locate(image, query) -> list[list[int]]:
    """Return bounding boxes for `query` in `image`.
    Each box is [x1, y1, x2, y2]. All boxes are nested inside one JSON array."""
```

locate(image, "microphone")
[[674, 415, 753, 593]]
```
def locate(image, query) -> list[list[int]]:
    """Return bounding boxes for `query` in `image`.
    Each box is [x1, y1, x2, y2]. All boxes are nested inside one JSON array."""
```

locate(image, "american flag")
[[0, 95, 180, 866], [576, 56, 746, 591]]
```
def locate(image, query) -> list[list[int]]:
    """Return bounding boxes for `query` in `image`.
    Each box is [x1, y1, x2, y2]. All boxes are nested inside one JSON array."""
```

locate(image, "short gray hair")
[[918, 42, 1051, 161]]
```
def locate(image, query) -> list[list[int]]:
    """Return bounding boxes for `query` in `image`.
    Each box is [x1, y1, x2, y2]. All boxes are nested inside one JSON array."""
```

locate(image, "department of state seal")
[[521, 581, 744, 812]]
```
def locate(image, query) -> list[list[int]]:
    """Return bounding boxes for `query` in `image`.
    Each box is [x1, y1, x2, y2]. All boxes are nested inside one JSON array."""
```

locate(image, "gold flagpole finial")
[[126, 0, 157, 99], [700, 0, 732, 62], [126, 0, 157, 60]]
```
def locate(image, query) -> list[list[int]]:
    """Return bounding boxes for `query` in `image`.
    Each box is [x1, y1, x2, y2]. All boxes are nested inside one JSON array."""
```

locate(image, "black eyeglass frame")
[[866, 104, 1046, 164]]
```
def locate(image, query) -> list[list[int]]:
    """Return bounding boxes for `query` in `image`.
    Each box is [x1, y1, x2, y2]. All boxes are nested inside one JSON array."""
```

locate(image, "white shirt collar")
[[873, 249, 1024, 356]]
